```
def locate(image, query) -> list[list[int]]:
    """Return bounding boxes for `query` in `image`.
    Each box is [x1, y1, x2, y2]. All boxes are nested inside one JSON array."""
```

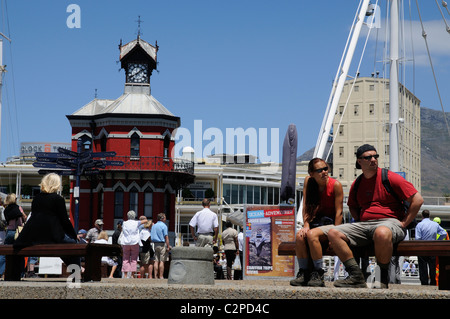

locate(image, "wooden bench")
[[278, 240, 450, 290], [0, 243, 122, 282]]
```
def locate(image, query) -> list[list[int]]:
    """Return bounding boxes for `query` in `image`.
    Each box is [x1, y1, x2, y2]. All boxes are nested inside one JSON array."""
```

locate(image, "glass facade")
[[222, 183, 280, 205]]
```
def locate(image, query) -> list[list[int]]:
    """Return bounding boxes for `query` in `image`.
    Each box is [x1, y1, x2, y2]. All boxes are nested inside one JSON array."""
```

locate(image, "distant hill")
[[420, 107, 450, 197], [297, 107, 450, 198]]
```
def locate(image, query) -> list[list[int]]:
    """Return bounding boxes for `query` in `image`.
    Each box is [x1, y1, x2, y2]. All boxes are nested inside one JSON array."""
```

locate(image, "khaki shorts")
[[154, 242, 169, 262], [315, 224, 336, 236], [330, 218, 406, 247]]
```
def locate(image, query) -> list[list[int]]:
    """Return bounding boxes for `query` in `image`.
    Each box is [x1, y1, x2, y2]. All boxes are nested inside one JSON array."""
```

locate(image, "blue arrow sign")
[[38, 169, 76, 176], [35, 152, 74, 159], [91, 151, 116, 158], [83, 169, 100, 175], [33, 162, 74, 169], [57, 147, 79, 158], [103, 160, 124, 166], [56, 159, 79, 169]]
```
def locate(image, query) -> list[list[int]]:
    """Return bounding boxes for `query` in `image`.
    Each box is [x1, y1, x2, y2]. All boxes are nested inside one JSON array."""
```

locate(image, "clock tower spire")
[[119, 31, 158, 94]]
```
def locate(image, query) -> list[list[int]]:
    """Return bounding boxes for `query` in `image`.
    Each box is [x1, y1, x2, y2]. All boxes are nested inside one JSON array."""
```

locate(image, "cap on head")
[[355, 144, 377, 169], [95, 219, 104, 225]]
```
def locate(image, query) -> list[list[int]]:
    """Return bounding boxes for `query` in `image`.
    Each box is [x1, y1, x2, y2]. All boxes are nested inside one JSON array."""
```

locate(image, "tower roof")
[[69, 92, 176, 117]]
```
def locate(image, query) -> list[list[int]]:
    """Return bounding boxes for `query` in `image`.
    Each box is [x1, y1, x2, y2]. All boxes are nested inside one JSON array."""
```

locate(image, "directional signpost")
[[33, 140, 124, 231]]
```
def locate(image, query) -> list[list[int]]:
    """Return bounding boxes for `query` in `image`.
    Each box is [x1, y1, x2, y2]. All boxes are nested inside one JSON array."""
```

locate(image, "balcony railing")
[[102, 156, 194, 174]]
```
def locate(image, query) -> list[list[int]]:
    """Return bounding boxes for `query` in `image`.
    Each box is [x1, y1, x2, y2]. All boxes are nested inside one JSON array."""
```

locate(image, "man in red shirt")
[[328, 144, 423, 288]]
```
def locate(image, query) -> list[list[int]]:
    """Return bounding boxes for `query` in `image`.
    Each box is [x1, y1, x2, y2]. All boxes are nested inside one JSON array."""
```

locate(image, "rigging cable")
[[435, 0, 450, 32], [443, 1, 450, 16], [324, 0, 379, 162], [415, 0, 450, 137]]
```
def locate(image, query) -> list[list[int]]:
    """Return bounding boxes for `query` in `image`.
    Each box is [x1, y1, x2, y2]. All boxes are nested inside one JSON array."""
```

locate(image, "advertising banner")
[[244, 205, 296, 279]]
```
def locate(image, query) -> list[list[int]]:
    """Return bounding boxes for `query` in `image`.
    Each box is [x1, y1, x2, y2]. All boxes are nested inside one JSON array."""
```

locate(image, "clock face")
[[127, 63, 149, 83]]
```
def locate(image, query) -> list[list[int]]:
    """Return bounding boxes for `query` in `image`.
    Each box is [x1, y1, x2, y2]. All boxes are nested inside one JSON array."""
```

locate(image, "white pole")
[[0, 39, 3, 158], [389, 0, 400, 172], [314, 0, 371, 159]]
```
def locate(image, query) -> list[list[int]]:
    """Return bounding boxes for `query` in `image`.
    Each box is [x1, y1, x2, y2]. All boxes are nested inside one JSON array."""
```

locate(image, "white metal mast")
[[389, 0, 400, 172], [313, 0, 372, 159], [0, 32, 11, 160]]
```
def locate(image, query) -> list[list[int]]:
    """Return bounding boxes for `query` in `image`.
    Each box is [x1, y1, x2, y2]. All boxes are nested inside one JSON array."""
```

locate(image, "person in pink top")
[[328, 144, 423, 289], [290, 158, 344, 287]]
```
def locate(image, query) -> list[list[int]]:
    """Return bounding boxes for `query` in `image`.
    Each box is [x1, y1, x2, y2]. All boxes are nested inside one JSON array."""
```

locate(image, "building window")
[[97, 189, 104, 220], [261, 187, 268, 204], [130, 133, 140, 157], [164, 190, 171, 216], [114, 187, 124, 219], [268, 187, 274, 205], [231, 184, 239, 204], [223, 184, 231, 204], [247, 185, 254, 204], [79, 135, 92, 153], [100, 136, 107, 152], [129, 187, 139, 213], [369, 104, 375, 115], [164, 135, 170, 158], [144, 188, 153, 218], [254, 186, 261, 204]]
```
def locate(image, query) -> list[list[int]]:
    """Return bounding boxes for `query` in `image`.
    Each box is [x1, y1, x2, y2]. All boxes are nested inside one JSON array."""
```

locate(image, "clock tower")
[[119, 35, 158, 93], [66, 34, 194, 233]]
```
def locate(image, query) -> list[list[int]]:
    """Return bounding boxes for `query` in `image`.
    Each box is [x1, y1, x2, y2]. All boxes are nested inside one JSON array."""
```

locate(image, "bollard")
[[168, 246, 214, 285]]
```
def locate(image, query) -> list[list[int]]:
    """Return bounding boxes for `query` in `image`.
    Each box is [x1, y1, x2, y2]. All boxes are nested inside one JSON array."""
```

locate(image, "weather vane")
[[136, 15, 143, 39]]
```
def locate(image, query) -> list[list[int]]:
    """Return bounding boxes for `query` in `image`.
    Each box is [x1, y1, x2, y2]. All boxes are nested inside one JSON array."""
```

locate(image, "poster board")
[[244, 205, 296, 279], [38, 257, 63, 275]]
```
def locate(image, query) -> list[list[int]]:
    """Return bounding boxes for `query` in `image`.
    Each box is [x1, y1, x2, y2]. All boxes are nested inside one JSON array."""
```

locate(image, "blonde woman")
[[14, 173, 78, 247], [94, 231, 118, 278], [3, 193, 26, 244], [0, 193, 27, 277]]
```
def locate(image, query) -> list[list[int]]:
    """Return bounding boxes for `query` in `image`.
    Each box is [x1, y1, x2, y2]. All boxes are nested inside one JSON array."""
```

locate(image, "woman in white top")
[[121, 210, 147, 278], [95, 231, 118, 278]]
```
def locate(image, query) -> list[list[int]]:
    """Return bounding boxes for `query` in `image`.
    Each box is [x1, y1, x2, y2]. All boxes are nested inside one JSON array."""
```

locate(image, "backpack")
[[353, 168, 415, 228]]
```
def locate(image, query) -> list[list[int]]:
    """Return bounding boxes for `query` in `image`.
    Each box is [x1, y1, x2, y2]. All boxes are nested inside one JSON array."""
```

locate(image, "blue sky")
[[0, 0, 449, 163]]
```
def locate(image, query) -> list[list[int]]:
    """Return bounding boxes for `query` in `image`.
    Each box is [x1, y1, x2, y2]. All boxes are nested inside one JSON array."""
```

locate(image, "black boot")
[[289, 268, 310, 286], [334, 258, 367, 288], [308, 268, 325, 287]]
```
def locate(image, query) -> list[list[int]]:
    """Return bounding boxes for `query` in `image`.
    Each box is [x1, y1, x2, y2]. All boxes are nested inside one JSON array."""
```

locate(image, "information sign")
[[244, 205, 296, 279]]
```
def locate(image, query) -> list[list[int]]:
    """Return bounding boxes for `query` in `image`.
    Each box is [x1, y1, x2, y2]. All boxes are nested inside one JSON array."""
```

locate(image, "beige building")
[[331, 76, 421, 196], [174, 153, 306, 245]]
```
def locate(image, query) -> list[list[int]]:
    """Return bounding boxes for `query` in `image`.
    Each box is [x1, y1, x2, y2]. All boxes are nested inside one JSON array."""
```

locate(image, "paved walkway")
[[0, 277, 448, 299]]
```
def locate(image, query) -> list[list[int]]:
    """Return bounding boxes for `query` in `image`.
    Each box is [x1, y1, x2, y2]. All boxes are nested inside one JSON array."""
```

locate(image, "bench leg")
[[438, 256, 450, 290], [4, 256, 25, 281], [4, 256, 14, 281], [84, 254, 102, 282]]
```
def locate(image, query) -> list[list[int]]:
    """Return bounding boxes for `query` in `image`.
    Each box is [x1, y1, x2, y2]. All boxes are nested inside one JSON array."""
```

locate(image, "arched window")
[[114, 187, 124, 219], [100, 136, 107, 152], [164, 190, 171, 216], [130, 132, 140, 157], [144, 187, 153, 218], [97, 189, 104, 220], [79, 135, 92, 153], [129, 186, 139, 213], [164, 134, 170, 158]]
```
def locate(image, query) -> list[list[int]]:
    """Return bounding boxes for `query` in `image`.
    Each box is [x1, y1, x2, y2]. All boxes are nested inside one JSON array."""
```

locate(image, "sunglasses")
[[314, 166, 329, 173], [359, 154, 379, 161]]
